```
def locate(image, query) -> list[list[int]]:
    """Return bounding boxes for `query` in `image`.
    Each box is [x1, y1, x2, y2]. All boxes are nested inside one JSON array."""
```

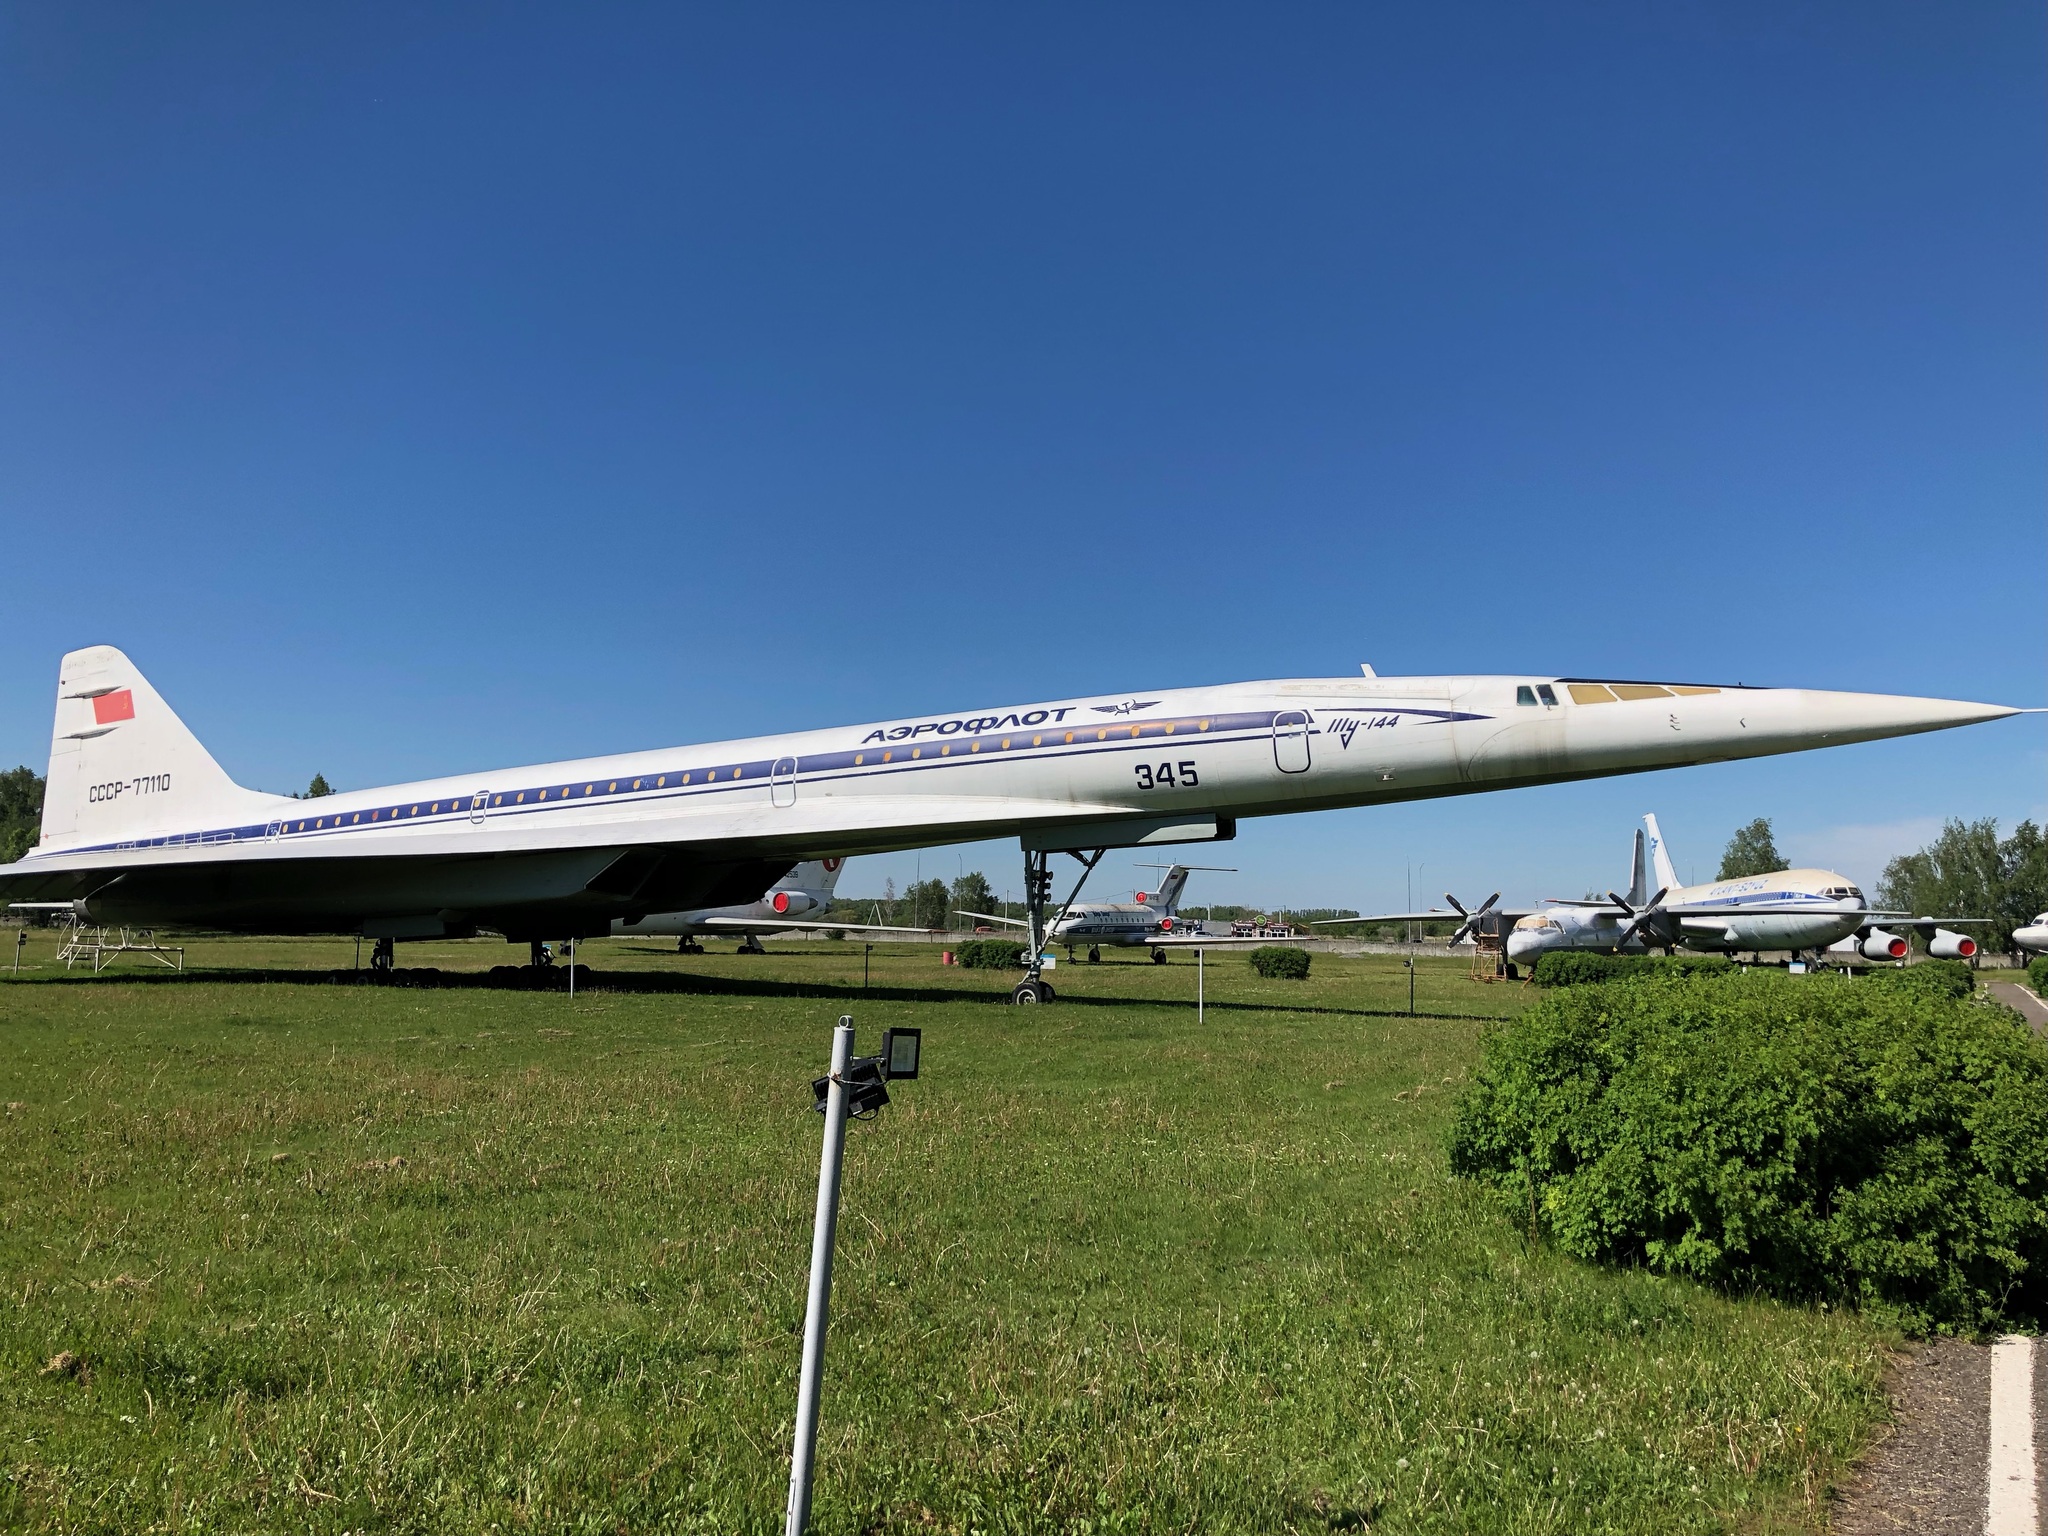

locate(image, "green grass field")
[[0, 935, 1895, 1533]]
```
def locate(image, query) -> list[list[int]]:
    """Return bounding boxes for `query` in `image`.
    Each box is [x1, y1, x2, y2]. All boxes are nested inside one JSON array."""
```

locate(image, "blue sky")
[[1, 3, 2040, 913]]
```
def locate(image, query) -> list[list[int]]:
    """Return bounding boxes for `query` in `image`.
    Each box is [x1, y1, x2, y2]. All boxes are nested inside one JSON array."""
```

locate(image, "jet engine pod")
[[1927, 928, 1977, 960], [768, 891, 815, 916], [1861, 928, 1908, 961]]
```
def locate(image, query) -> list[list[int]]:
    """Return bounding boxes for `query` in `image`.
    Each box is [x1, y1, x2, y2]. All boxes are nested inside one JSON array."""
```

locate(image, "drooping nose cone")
[[1537, 685, 2026, 781], [1737, 689, 2021, 754]]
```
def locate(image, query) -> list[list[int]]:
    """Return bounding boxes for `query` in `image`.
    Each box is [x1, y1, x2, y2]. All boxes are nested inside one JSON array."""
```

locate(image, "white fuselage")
[[2014, 915, 2048, 956], [1507, 869, 1868, 962], [6, 655, 2019, 940], [1047, 903, 1185, 945]]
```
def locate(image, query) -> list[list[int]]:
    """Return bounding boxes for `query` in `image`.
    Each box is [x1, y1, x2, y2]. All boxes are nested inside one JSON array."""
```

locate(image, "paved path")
[[1989, 981, 2048, 1032], [1834, 1336, 2045, 1534]]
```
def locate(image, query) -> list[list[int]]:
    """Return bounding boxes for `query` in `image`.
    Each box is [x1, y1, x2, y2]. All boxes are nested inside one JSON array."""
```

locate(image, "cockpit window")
[[1516, 685, 1538, 706], [1536, 684, 1558, 707]]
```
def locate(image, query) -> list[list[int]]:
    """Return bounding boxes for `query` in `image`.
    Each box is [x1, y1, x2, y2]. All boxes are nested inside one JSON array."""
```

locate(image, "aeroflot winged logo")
[[1091, 699, 1160, 716]]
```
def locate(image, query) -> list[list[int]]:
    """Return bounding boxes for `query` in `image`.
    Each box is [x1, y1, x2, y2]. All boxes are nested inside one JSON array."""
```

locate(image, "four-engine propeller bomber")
[[0, 646, 2023, 1003]]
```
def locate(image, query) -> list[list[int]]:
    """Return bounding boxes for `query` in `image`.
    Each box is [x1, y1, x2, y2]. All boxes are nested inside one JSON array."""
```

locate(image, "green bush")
[[1248, 946, 1311, 979], [2027, 954, 2048, 995], [953, 938, 1026, 970], [1449, 971, 2048, 1334], [1530, 951, 1736, 987], [1859, 959, 1976, 1000]]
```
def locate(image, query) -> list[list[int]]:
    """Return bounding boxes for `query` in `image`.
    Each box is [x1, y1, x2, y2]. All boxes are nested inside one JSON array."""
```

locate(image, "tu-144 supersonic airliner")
[[0, 646, 2025, 1003]]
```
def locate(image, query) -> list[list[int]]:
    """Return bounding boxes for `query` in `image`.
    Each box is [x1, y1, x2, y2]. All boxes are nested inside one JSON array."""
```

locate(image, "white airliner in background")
[[2012, 916, 2048, 957], [1501, 814, 1984, 966], [958, 862, 1242, 963], [612, 858, 933, 952], [0, 646, 2024, 1002]]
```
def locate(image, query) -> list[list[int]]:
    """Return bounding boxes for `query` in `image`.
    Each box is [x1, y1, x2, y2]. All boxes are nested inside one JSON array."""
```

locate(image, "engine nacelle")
[[767, 890, 816, 916], [1861, 928, 1908, 961], [1927, 928, 1977, 960]]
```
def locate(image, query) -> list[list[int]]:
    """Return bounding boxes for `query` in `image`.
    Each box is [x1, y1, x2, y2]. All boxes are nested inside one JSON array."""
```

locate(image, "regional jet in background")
[[957, 862, 1246, 963], [611, 858, 935, 952], [2009, 916, 2048, 956], [0, 647, 2024, 1002], [1500, 814, 1985, 968]]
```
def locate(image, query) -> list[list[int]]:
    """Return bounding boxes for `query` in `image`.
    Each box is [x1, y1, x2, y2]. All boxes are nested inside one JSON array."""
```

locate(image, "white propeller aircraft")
[[957, 862, 1241, 964], [0, 646, 2024, 1002], [1328, 817, 1991, 971], [611, 857, 933, 953], [1498, 814, 1987, 967]]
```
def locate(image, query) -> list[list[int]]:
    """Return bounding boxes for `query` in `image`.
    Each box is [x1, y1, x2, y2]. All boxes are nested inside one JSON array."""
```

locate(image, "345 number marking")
[[1134, 761, 1198, 790]]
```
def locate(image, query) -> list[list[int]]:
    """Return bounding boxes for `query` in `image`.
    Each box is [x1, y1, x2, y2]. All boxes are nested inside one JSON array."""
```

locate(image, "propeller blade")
[[1614, 890, 1670, 951], [1607, 890, 1635, 917], [1443, 891, 1504, 946]]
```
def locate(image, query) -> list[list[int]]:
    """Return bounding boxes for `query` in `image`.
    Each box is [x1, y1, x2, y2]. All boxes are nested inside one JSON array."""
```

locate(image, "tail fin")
[[781, 857, 848, 898], [1642, 814, 1681, 894], [1145, 865, 1192, 911], [36, 646, 281, 853], [1627, 828, 1651, 907]]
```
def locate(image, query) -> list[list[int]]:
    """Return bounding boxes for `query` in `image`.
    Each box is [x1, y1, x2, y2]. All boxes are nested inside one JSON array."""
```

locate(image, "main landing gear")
[[737, 935, 767, 955], [676, 937, 704, 954], [371, 937, 395, 974], [1008, 846, 1106, 1005], [1151, 947, 1168, 964]]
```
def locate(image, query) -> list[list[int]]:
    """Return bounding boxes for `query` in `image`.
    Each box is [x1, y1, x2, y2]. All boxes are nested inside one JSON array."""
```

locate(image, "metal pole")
[[1197, 946, 1204, 1024], [787, 1019, 854, 1536], [568, 937, 576, 998], [1408, 958, 1415, 1016], [13, 929, 22, 974], [863, 944, 871, 990]]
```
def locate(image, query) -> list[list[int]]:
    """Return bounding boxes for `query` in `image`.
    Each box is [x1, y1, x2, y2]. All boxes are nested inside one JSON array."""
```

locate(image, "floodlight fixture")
[[881, 1027, 920, 1081]]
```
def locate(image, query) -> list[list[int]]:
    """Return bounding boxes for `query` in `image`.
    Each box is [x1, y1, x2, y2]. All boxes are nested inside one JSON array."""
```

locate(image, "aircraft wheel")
[[1504, 962, 1519, 981], [1151, 947, 1168, 964], [1087, 946, 1101, 964], [1010, 978, 1049, 1005]]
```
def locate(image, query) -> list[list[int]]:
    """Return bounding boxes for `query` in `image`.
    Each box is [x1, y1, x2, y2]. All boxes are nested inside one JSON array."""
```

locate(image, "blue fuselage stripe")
[[38, 704, 1488, 859]]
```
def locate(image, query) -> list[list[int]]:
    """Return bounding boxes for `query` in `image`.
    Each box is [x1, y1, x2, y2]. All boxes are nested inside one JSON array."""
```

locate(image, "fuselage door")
[[469, 790, 489, 825], [1272, 711, 1311, 774], [770, 756, 798, 808]]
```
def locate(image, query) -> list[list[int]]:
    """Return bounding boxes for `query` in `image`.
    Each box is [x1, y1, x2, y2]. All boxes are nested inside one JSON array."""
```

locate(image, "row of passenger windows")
[[1517, 682, 1724, 707]]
